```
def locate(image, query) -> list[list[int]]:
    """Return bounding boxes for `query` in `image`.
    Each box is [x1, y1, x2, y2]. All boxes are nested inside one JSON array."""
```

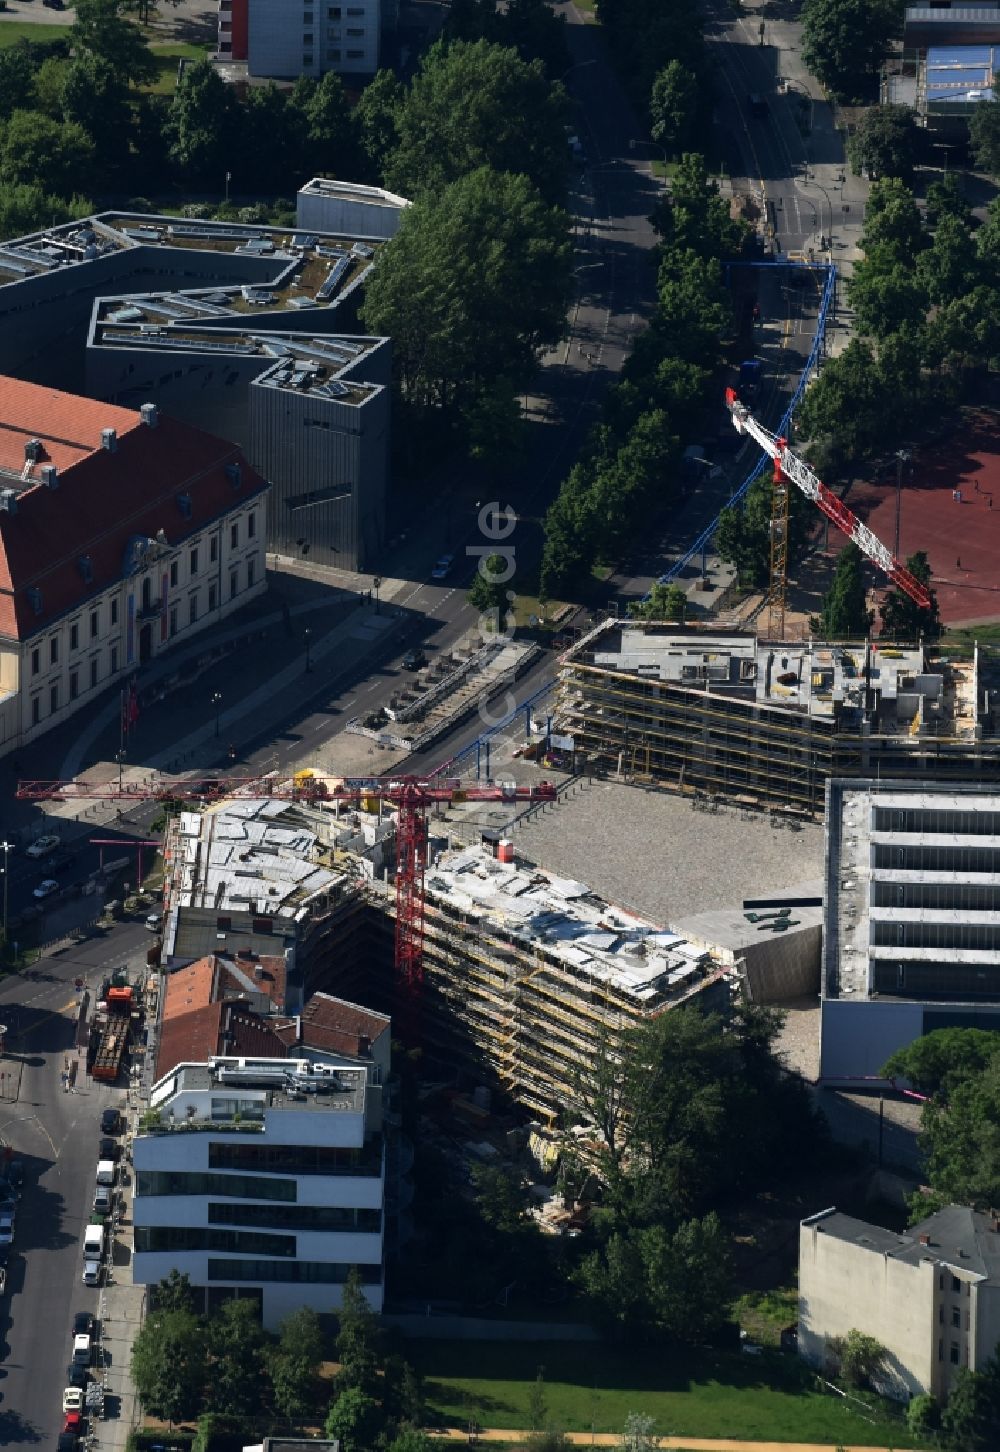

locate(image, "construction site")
[[553, 624, 995, 818]]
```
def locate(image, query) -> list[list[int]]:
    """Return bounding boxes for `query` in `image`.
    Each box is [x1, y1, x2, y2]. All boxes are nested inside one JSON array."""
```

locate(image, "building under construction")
[[555, 624, 996, 818]]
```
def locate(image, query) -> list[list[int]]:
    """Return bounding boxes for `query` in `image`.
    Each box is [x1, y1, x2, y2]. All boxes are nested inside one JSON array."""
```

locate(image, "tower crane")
[[725, 388, 931, 637], [14, 772, 557, 993]]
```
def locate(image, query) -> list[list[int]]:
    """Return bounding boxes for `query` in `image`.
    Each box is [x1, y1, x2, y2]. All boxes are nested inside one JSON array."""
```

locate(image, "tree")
[[152, 1269, 200, 1315], [472, 1164, 528, 1235], [819, 544, 871, 638], [72, 0, 156, 87], [385, 39, 569, 202], [540, 463, 596, 600], [970, 97, 1000, 176], [879, 550, 940, 639], [621, 1411, 659, 1452], [926, 173, 971, 228], [795, 337, 889, 468], [325, 1386, 385, 1452], [653, 152, 747, 261], [360, 166, 571, 422], [883, 1027, 1000, 1100], [847, 105, 916, 183], [649, 61, 698, 158], [0, 43, 40, 120], [801, 0, 901, 101], [388, 1431, 434, 1452], [907, 1393, 940, 1439], [527, 1368, 548, 1431], [167, 59, 237, 181], [298, 71, 361, 179], [205, 1297, 266, 1418], [846, 264, 926, 338], [335, 1267, 382, 1397], [629, 581, 688, 621], [1, 111, 95, 197], [939, 1364, 1000, 1451], [830, 1329, 888, 1390], [355, 68, 404, 181], [916, 213, 982, 306], [271, 1306, 325, 1426], [61, 55, 132, 170], [861, 178, 925, 267], [0, 183, 92, 240], [639, 1213, 731, 1341], [131, 1309, 206, 1424]]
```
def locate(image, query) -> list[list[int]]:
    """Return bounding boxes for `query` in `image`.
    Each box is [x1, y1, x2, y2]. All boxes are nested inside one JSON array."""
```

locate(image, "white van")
[[72, 1333, 92, 1365], [83, 1222, 105, 1257], [96, 1160, 115, 1186]]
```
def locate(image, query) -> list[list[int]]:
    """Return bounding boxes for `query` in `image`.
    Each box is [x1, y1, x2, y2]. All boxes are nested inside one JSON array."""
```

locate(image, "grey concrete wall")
[[743, 924, 822, 1002], [297, 191, 405, 241]]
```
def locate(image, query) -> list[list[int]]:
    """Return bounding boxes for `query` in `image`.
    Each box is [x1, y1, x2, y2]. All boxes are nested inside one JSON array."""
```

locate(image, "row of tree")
[[131, 1268, 426, 1451], [539, 153, 747, 600]]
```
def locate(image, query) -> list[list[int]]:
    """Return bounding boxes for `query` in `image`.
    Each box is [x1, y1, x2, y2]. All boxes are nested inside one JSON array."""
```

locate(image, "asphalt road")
[[0, 924, 142, 1450]]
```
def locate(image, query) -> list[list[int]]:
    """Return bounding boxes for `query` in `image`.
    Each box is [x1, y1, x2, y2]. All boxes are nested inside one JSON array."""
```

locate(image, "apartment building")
[[0, 379, 267, 758], [134, 957, 388, 1325], [556, 623, 993, 818], [800, 1204, 1000, 1402], [822, 778, 1000, 1080], [219, 0, 381, 77]]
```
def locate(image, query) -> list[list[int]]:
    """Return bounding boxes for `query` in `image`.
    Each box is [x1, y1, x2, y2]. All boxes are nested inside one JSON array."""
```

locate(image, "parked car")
[[72, 1333, 92, 1366], [63, 1412, 84, 1437], [47, 853, 74, 874], [57, 1434, 81, 1452], [401, 648, 427, 671], [93, 1186, 112, 1215], [33, 879, 60, 900], [82, 1258, 101, 1287], [65, 1363, 90, 1389], [430, 554, 454, 580], [72, 1312, 95, 1338], [144, 911, 162, 933], [25, 833, 60, 858], [0, 1214, 14, 1246], [100, 1108, 120, 1135], [98, 1138, 117, 1161], [63, 1387, 84, 1413]]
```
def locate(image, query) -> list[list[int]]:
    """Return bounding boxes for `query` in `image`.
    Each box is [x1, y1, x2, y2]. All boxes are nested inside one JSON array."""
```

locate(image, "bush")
[[182, 203, 212, 219], [192, 1412, 253, 1452], [907, 1392, 940, 1437], [126, 1433, 194, 1452], [127, 197, 154, 214]]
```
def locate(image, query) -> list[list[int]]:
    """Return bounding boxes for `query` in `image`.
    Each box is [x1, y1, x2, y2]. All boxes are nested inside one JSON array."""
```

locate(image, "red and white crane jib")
[[724, 388, 932, 610]]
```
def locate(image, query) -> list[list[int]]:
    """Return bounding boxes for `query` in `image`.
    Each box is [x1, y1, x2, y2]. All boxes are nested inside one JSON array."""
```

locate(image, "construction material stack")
[[88, 980, 134, 1083]]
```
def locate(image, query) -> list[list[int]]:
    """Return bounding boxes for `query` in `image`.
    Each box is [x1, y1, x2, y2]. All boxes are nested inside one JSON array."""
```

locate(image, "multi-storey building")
[[822, 778, 1000, 1080], [218, 0, 381, 77], [0, 379, 267, 757], [800, 1204, 1000, 1402], [556, 623, 994, 818]]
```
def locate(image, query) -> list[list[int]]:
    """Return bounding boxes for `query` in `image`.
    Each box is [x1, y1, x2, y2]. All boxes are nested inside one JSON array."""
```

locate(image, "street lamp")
[[211, 690, 222, 737], [304, 626, 312, 673], [0, 841, 10, 951], [373, 576, 382, 615], [115, 748, 126, 794]]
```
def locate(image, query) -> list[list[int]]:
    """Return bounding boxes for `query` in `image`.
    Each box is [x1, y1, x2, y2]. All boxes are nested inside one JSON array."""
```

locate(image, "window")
[[90, 609, 99, 639], [49, 637, 58, 666], [110, 644, 118, 674], [328, 46, 341, 58], [939, 1339, 944, 1362], [170, 606, 178, 638], [210, 534, 219, 564], [952, 1307, 961, 1328], [247, 511, 256, 540], [346, 5, 364, 11], [208, 583, 218, 612], [952, 1276, 962, 1293], [135, 1170, 295, 1202], [207, 1258, 380, 1285], [304, 51, 313, 63], [208, 1202, 381, 1232], [216, 916, 232, 930], [190, 547, 199, 576], [31, 648, 39, 677], [136, 1226, 295, 1258], [110, 598, 118, 626], [247, 559, 255, 590], [939, 1306, 945, 1324], [346, 48, 364, 57], [189, 594, 199, 626], [70, 622, 79, 651], [304, 32, 313, 43], [170, 561, 178, 588], [950, 1342, 960, 1364], [304, 6, 313, 16], [230, 522, 239, 549], [31, 696, 40, 726], [230, 569, 239, 600], [49, 684, 58, 714], [252, 916, 272, 934], [70, 670, 79, 701], [347, 25, 364, 33], [209, 1141, 382, 1177], [328, 4, 341, 14], [90, 658, 99, 690]]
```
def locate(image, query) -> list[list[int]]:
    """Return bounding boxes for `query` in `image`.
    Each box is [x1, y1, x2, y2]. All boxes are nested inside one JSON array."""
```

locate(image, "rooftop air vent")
[[23, 438, 42, 463], [140, 403, 159, 428], [0, 490, 18, 515], [101, 428, 117, 453], [40, 464, 58, 489]]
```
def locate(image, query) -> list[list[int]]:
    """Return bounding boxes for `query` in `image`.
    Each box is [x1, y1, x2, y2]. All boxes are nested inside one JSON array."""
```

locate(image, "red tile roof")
[[297, 993, 389, 1059], [156, 1000, 287, 1081], [0, 377, 268, 640], [217, 953, 288, 1010], [161, 956, 218, 1023]]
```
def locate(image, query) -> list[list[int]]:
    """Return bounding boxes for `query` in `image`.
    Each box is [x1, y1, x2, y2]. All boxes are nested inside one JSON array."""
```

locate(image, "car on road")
[[25, 833, 60, 858], [63, 1387, 84, 1413], [66, 1363, 90, 1389], [33, 878, 60, 900], [100, 1108, 120, 1135], [72, 1333, 92, 1366], [144, 911, 162, 933], [431, 554, 454, 580], [401, 647, 427, 671], [748, 92, 769, 118], [72, 1312, 95, 1338]]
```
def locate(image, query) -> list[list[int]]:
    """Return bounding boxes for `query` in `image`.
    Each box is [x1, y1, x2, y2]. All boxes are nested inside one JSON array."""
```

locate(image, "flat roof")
[[152, 1057, 367, 1116], [298, 177, 411, 210]]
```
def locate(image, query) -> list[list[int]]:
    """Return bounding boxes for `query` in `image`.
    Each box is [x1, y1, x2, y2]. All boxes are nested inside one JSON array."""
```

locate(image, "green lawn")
[[0, 19, 72, 46], [143, 40, 213, 95], [404, 1339, 919, 1447]]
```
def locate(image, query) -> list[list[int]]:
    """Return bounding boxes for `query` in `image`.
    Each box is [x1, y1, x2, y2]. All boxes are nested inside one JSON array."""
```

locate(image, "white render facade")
[[0, 494, 266, 759], [133, 1057, 384, 1327], [247, 0, 380, 77]]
